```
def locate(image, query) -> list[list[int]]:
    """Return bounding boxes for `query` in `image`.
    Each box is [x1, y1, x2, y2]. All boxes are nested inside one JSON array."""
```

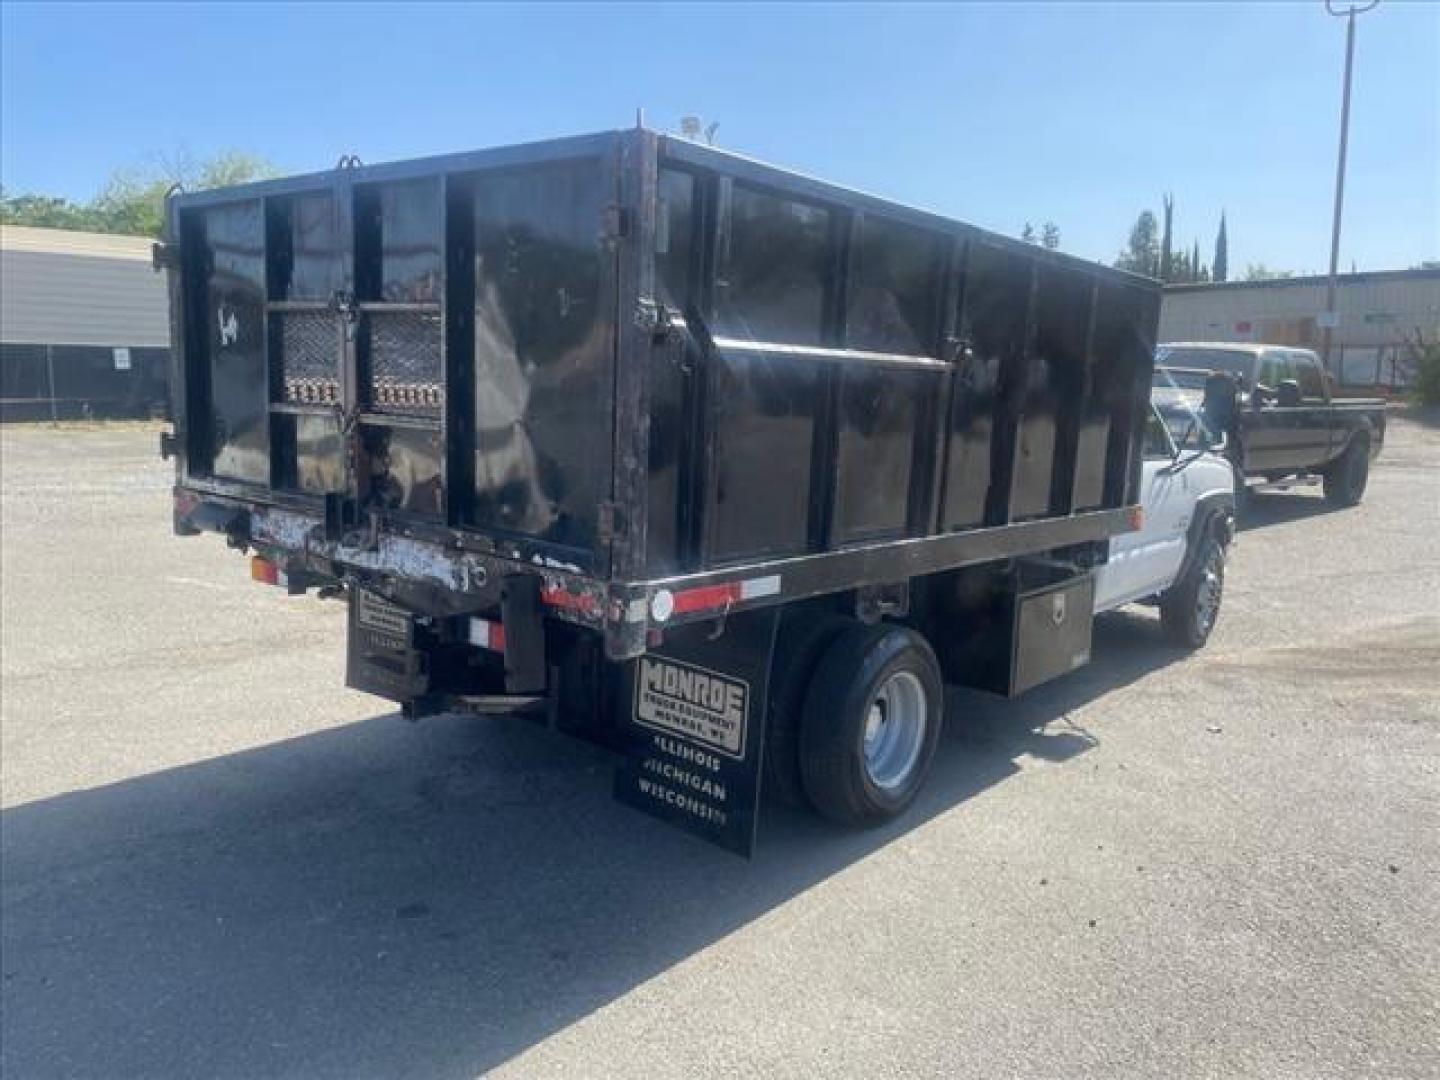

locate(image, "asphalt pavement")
[[2, 418, 1437, 1079]]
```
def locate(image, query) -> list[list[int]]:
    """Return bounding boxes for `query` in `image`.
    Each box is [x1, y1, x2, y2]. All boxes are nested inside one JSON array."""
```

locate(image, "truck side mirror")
[[1276, 379, 1302, 408], [1201, 372, 1238, 441]]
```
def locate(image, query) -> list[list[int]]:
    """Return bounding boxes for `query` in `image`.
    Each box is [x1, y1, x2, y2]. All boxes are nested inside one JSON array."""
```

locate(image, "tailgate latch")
[[634, 298, 675, 342], [329, 289, 359, 324]]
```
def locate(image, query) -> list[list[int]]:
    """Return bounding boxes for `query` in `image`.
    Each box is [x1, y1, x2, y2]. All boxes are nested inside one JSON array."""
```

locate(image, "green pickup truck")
[[1155, 342, 1386, 507]]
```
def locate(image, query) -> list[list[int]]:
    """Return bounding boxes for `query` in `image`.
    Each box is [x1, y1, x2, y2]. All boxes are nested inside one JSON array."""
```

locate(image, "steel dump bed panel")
[[165, 129, 1158, 657]]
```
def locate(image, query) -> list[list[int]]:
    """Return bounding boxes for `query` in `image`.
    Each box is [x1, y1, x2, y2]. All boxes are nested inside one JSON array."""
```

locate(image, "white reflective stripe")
[[740, 575, 781, 600], [468, 618, 493, 648]]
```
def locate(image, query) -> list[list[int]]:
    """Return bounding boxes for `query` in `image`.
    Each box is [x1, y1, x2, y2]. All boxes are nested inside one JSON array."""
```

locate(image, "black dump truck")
[[158, 128, 1160, 854]]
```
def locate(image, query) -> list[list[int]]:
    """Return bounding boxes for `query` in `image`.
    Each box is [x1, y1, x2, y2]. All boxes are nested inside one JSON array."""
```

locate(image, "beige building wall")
[[1160, 270, 1440, 387], [1, 225, 170, 348]]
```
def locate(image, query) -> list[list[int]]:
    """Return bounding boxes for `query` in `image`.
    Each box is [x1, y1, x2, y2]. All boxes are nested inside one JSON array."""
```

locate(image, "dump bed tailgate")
[[169, 134, 624, 578]]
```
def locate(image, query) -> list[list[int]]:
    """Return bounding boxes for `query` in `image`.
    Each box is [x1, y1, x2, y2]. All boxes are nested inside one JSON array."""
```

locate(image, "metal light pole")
[[1321, 0, 1379, 375]]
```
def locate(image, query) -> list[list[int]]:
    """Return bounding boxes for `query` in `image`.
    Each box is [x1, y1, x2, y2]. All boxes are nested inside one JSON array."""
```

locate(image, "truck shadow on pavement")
[[1237, 491, 1340, 532], [1, 614, 1184, 1080]]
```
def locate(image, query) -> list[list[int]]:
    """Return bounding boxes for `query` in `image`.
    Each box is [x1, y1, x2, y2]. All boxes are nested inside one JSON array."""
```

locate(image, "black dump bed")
[[163, 128, 1159, 658]]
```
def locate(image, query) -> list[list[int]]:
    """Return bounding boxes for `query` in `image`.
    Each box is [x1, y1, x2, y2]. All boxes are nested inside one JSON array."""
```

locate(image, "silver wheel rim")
[[862, 670, 927, 792], [1195, 549, 1223, 635]]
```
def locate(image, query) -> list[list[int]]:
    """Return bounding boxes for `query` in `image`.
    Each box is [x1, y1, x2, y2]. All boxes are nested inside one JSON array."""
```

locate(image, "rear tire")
[[764, 614, 853, 808], [1323, 435, 1370, 507], [1159, 533, 1225, 649], [799, 623, 943, 828]]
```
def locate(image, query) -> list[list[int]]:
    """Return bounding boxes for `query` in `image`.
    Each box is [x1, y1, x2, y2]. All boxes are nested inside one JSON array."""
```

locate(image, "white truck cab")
[[1094, 402, 1237, 647]]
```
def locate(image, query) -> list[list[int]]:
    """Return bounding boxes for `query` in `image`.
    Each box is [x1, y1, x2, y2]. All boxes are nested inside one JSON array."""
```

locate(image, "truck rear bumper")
[[176, 484, 1138, 662]]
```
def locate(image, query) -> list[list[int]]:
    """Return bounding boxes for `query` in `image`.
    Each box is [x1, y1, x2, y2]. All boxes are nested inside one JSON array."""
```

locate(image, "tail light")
[[469, 618, 506, 653]]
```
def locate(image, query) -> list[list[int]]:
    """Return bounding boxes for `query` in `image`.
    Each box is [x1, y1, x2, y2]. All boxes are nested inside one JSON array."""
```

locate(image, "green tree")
[[1021, 221, 1036, 244], [1410, 332, 1440, 406], [1041, 221, 1060, 250], [1243, 263, 1292, 282], [1, 151, 279, 238], [90, 170, 171, 236], [0, 190, 101, 231], [1115, 210, 1160, 277], [1213, 212, 1229, 282]]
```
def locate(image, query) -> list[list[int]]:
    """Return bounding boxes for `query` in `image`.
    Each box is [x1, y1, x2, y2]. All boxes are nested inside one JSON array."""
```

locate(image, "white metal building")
[[1160, 268, 1440, 388], [0, 224, 171, 420]]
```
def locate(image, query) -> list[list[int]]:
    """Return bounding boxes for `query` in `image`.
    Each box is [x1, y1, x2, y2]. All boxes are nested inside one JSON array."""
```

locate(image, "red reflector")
[[671, 582, 742, 615], [468, 618, 506, 652], [250, 557, 279, 585], [1127, 506, 1145, 530]]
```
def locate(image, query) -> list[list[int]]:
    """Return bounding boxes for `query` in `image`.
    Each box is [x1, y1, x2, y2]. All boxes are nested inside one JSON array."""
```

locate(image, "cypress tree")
[[1213, 212, 1229, 283], [1160, 194, 1174, 282]]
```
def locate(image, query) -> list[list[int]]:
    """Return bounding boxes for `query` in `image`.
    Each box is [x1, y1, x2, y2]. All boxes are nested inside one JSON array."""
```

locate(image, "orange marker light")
[[250, 557, 279, 585]]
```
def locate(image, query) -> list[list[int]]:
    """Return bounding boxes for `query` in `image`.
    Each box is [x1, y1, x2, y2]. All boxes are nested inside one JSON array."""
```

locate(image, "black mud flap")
[[346, 587, 430, 703], [614, 609, 780, 857]]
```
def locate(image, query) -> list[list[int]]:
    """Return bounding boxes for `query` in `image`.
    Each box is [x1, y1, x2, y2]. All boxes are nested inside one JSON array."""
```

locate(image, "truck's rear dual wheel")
[[798, 623, 944, 828], [764, 614, 854, 807], [1323, 434, 1370, 507]]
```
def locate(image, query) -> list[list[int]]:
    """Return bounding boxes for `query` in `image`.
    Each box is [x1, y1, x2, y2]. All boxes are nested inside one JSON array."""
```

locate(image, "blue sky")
[[3, 2, 1436, 273]]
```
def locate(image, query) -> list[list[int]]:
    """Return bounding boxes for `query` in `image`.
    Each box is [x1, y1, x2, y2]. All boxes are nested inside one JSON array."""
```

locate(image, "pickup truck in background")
[[1154, 342, 1385, 507]]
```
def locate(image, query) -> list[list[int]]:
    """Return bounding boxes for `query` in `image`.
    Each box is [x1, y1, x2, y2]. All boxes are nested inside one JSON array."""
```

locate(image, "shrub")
[[1412, 336, 1440, 406]]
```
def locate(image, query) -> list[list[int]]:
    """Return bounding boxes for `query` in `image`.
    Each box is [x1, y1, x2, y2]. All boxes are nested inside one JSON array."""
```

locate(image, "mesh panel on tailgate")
[[366, 310, 444, 415], [278, 310, 340, 404]]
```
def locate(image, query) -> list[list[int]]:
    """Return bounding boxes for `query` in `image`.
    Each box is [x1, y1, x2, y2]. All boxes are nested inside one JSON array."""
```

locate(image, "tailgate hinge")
[[151, 241, 177, 273], [601, 203, 632, 244]]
